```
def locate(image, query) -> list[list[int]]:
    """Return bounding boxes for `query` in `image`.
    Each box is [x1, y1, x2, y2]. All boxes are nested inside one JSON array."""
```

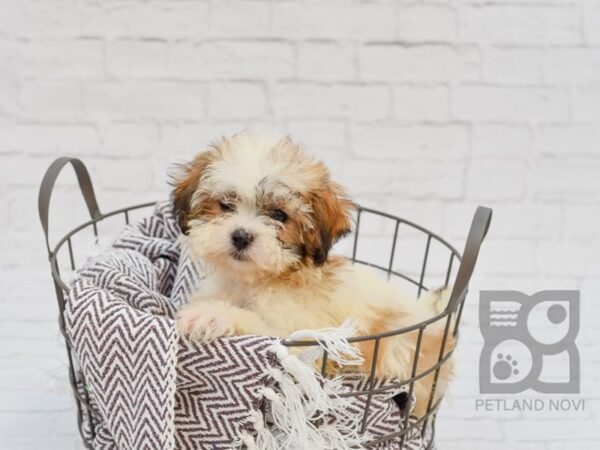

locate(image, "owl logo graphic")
[[479, 290, 580, 394]]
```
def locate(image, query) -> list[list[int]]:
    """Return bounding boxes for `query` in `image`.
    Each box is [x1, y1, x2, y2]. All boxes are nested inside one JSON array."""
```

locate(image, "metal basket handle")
[[38, 157, 102, 255], [447, 206, 492, 312]]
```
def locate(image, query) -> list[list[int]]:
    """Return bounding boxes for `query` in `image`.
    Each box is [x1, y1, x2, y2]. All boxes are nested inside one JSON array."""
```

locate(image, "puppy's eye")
[[218, 200, 235, 212], [270, 209, 288, 223]]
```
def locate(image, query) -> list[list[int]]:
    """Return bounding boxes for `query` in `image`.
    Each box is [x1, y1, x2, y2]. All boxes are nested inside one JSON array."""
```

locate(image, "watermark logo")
[[479, 290, 580, 394]]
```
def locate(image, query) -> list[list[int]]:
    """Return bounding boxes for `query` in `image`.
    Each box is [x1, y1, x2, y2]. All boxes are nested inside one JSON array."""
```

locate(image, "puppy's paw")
[[176, 302, 234, 342]]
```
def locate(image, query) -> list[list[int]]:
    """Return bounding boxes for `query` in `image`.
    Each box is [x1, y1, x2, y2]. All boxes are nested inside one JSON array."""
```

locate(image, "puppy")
[[173, 131, 454, 416]]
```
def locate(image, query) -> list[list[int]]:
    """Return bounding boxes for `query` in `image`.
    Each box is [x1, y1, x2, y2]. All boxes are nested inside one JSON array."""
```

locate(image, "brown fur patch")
[[277, 217, 306, 257], [410, 322, 455, 416], [194, 196, 222, 221], [170, 150, 217, 233], [304, 178, 355, 266], [357, 306, 406, 375], [382, 320, 455, 417], [252, 254, 348, 293], [355, 306, 456, 417]]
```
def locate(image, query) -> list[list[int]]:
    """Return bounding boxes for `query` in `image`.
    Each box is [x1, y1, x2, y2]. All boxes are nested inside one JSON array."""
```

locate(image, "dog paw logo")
[[479, 290, 580, 394]]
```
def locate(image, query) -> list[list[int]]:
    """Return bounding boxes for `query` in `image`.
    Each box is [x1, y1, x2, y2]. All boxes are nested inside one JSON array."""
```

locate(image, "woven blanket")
[[65, 201, 432, 450]]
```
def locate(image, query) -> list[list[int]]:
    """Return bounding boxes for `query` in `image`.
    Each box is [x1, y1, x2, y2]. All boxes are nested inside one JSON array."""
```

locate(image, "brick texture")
[[1, 0, 599, 448]]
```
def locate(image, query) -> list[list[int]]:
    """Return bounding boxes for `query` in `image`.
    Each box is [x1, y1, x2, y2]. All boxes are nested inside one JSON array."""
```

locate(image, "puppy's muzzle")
[[231, 228, 254, 251]]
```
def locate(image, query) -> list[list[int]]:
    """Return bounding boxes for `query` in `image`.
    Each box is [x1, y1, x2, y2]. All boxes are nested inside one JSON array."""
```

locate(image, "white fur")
[[175, 131, 454, 416]]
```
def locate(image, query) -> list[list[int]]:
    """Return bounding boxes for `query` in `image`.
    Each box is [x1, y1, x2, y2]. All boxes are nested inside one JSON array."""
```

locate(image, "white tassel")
[[288, 319, 364, 366], [320, 376, 368, 447], [261, 386, 321, 448], [266, 340, 369, 450], [273, 343, 334, 414], [261, 387, 298, 440], [248, 411, 279, 450], [238, 432, 257, 450], [319, 422, 368, 449], [269, 368, 313, 419], [240, 322, 371, 449]]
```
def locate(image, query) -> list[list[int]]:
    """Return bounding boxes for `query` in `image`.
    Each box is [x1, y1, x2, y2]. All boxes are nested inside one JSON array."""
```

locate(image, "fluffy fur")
[[172, 131, 454, 416]]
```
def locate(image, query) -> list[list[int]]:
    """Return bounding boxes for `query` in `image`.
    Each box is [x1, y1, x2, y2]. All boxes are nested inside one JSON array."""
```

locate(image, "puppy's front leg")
[[176, 299, 273, 342]]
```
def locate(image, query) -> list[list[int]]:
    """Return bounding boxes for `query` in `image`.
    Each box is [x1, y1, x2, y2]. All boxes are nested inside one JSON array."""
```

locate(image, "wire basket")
[[38, 157, 491, 449]]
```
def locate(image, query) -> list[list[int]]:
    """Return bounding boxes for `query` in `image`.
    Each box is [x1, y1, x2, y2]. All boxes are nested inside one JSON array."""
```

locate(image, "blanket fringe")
[[239, 321, 369, 450], [288, 319, 364, 367]]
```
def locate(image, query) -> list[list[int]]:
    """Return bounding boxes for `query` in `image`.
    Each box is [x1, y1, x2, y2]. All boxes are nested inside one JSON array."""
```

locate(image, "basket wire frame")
[[38, 157, 491, 449]]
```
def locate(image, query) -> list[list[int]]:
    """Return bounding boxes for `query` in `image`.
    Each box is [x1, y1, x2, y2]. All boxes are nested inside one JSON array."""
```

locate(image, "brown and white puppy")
[[172, 131, 454, 415]]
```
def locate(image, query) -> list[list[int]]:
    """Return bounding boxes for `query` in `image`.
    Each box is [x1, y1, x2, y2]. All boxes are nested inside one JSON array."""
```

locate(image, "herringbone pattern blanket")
[[65, 202, 431, 449]]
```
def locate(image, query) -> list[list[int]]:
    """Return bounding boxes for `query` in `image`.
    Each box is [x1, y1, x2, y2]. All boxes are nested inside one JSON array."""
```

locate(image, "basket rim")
[[48, 202, 461, 295], [48, 200, 465, 345]]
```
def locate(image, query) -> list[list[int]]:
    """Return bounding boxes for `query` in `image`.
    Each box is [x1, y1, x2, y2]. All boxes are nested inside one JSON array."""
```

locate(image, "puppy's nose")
[[231, 228, 254, 251]]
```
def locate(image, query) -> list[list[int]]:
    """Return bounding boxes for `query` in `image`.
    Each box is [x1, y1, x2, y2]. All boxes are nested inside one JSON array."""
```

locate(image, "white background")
[[1, 0, 600, 448]]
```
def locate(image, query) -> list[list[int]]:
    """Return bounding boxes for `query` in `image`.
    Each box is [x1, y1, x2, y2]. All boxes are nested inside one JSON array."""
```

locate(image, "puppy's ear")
[[170, 151, 214, 234], [307, 181, 355, 266]]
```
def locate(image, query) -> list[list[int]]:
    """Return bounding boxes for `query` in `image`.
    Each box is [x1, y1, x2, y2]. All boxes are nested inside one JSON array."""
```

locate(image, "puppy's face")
[[171, 132, 354, 278]]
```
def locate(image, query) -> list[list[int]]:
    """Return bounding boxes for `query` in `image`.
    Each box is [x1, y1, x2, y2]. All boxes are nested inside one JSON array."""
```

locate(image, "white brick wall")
[[1, 0, 599, 448]]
